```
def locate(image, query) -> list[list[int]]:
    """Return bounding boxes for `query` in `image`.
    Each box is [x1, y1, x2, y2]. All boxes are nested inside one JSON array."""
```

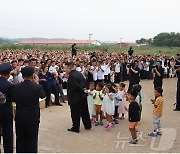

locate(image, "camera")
[[127, 63, 133, 68]]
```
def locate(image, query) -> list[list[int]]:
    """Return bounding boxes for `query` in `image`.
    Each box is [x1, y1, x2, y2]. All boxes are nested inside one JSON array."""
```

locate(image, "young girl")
[[87, 82, 96, 124], [119, 83, 126, 119], [93, 82, 104, 126], [113, 85, 122, 124], [102, 84, 115, 130]]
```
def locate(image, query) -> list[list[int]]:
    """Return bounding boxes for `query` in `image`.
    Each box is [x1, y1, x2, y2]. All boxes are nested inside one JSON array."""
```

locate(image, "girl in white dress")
[[87, 82, 96, 124], [102, 84, 115, 130], [118, 83, 127, 119]]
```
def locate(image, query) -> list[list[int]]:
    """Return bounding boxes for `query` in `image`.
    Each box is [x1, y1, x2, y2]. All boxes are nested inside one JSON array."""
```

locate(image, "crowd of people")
[[0, 47, 180, 152]]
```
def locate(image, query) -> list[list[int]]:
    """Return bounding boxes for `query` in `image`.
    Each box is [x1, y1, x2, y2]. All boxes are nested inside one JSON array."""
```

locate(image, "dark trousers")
[[97, 79, 104, 83], [128, 82, 140, 93], [154, 80, 163, 89], [115, 72, 120, 83], [70, 100, 91, 131], [16, 122, 39, 153], [176, 80, 180, 110], [0, 118, 13, 153], [51, 84, 60, 105], [43, 88, 51, 107], [104, 74, 110, 83]]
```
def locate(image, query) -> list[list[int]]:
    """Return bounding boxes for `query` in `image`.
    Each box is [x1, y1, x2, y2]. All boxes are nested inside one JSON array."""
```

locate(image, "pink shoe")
[[106, 124, 113, 130], [91, 118, 95, 124], [104, 123, 109, 128]]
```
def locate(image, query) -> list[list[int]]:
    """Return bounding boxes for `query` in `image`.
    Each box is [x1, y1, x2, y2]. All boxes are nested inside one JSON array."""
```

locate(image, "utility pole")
[[89, 34, 93, 46], [119, 37, 123, 48]]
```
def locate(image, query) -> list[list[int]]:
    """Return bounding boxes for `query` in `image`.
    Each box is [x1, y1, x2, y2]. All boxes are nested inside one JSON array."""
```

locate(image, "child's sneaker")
[[102, 115, 106, 119], [156, 129, 162, 135], [112, 122, 115, 127], [138, 121, 141, 125], [113, 119, 119, 124], [148, 132, 157, 137], [95, 121, 99, 126], [104, 123, 109, 128], [91, 118, 95, 124], [106, 124, 113, 130], [99, 121, 104, 126], [129, 139, 138, 144]]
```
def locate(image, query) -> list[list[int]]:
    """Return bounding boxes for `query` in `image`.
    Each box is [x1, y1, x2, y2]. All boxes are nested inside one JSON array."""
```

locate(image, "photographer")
[[174, 67, 180, 111], [152, 61, 164, 89], [71, 43, 77, 57], [127, 60, 140, 92]]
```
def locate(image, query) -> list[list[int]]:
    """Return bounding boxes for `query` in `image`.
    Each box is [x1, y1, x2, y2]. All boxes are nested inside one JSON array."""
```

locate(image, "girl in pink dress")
[[118, 83, 127, 119]]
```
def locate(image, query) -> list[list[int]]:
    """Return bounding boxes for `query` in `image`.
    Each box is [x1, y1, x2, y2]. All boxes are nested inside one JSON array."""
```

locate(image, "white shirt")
[[115, 63, 120, 73], [97, 66, 104, 80], [49, 65, 59, 73], [102, 64, 110, 76], [91, 66, 98, 81], [76, 66, 85, 74], [144, 62, 150, 71]]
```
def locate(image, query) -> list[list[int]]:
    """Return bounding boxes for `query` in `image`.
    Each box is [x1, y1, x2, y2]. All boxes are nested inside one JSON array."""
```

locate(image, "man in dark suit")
[[14, 66, 45, 153], [65, 62, 91, 133], [0, 63, 14, 153], [152, 61, 164, 89]]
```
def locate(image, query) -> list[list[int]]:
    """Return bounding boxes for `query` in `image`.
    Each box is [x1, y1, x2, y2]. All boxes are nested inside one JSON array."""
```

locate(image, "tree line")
[[136, 32, 180, 47]]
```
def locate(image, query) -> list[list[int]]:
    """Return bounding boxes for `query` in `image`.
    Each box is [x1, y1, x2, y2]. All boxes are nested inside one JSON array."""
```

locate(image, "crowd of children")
[[87, 81, 163, 144]]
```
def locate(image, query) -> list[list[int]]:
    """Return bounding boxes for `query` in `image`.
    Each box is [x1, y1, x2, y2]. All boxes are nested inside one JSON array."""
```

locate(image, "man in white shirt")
[[102, 60, 110, 83], [114, 59, 121, 83], [91, 61, 98, 83], [76, 61, 85, 75], [97, 61, 104, 83]]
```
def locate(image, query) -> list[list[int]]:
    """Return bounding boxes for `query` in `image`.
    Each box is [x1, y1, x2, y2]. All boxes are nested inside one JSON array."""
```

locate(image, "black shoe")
[[85, 127, 92, 130], [56, 103, 63, 106], [67, 128, 79, 133], [174, 109, 180, 111]]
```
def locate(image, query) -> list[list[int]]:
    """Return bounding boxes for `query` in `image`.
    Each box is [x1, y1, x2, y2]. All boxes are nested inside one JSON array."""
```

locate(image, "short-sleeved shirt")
[[93, 90, 103, 105], [128, 101, 140, 122], [114, 92, 122, 106], [153, 96, 163, 116]]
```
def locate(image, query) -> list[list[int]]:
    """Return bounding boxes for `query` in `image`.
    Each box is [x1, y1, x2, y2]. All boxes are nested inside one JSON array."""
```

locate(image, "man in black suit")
[[0, 63, 14, 153], [65, 62, 91, 133], [14, 66, 45, 153], [152, 61, 164, 89]]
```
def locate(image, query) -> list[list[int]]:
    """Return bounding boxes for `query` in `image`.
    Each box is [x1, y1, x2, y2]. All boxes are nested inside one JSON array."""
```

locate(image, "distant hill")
[[0, 37, 70, 44]]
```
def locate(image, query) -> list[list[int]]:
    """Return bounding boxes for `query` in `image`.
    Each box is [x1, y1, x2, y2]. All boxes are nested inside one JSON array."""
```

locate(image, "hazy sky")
[[0, 0, 179, 42]]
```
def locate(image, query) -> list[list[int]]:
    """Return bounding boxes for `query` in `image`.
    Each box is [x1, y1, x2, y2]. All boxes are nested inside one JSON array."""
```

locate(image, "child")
[[133, 84, 142, 124], [125, 90, 140, 144], [87, 82, 96, 124], [148, 87, 163, 137], [102, 84, 115, 130], [113, 85, 122, 124], [119, 83, 126, 120], [93, 82, 104, 126]]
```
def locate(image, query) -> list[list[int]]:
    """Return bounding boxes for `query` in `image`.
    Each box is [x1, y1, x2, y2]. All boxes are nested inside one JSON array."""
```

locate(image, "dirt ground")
[[11, 78, 180, 153]]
